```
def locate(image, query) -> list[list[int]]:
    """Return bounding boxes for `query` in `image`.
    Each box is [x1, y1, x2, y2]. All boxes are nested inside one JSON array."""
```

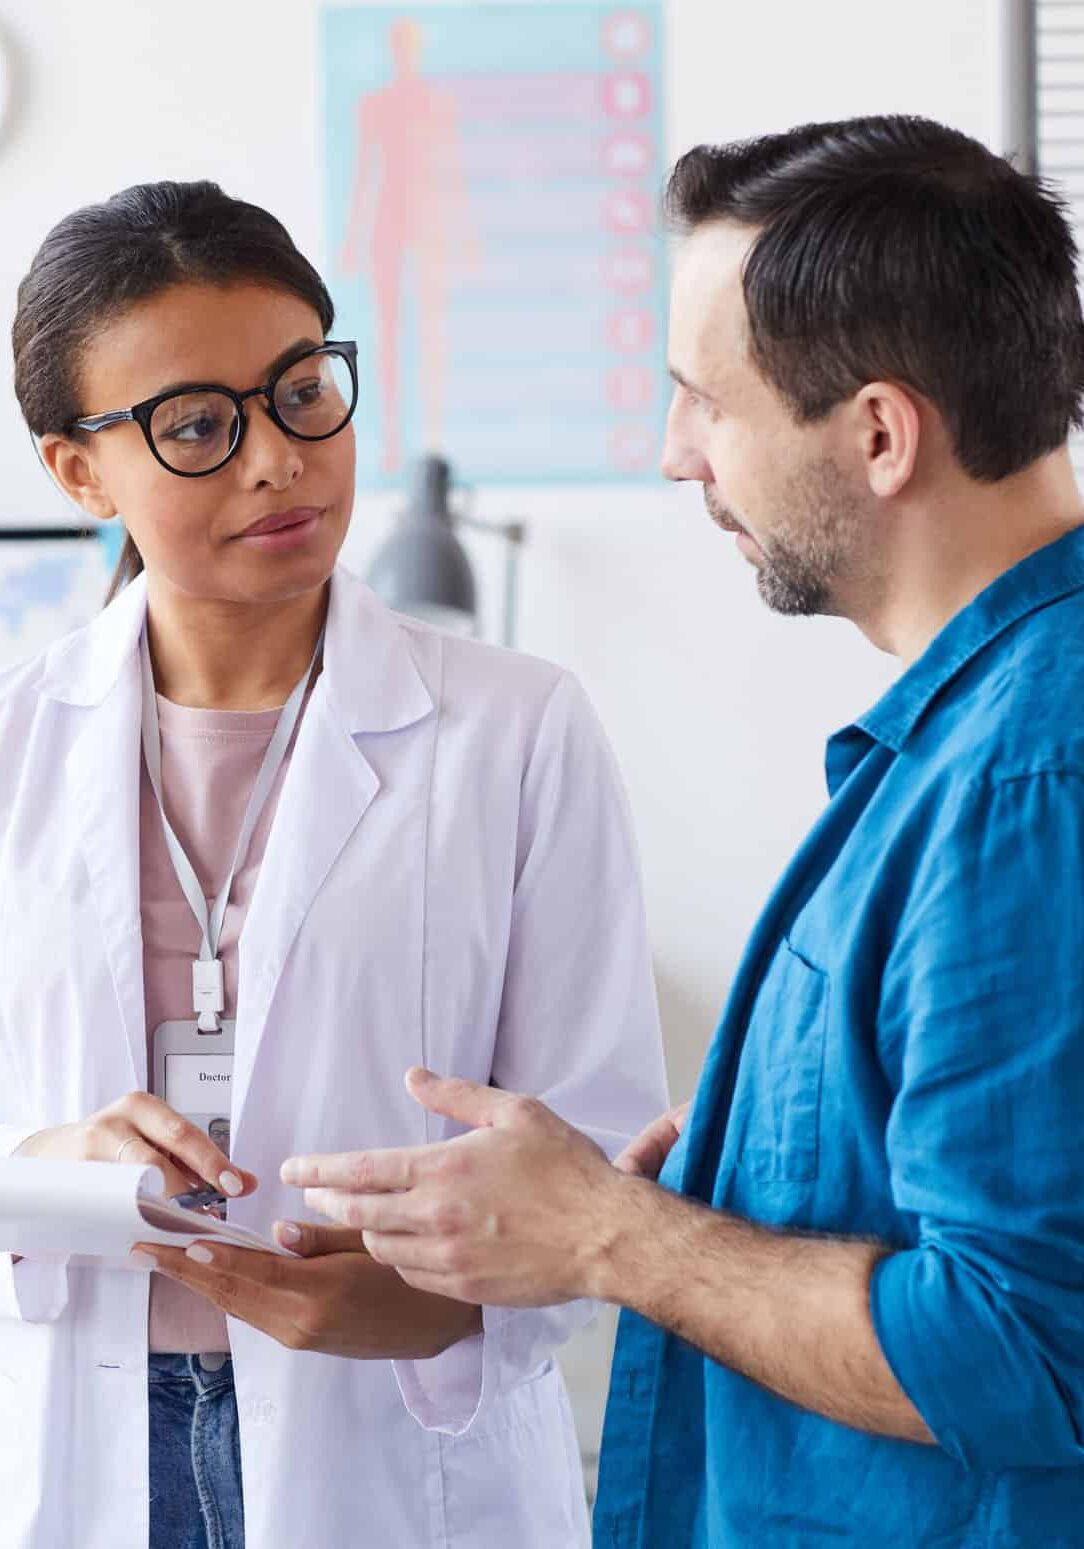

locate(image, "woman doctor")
[[0, 181, 666, 1549]]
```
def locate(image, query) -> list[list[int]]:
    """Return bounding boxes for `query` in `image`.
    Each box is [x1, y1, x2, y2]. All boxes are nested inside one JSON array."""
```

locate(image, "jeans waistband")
[[148, 1353, 235, 1397]]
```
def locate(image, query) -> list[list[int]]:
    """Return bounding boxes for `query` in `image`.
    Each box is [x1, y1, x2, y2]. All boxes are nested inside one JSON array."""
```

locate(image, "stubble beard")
[[706, 456, 863, 619]]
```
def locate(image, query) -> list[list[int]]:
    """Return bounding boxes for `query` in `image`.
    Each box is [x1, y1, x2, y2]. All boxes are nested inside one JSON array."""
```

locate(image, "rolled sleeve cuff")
[[871, 1247, 1084, 1472], [393, 1299, 596, 1436]]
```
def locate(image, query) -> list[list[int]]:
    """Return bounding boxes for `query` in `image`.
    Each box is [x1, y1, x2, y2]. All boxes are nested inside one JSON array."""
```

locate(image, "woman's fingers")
[[273, 1220, 368, 1257], [112, 1093, 252, 1196], [106, 1134, 195, 1198]]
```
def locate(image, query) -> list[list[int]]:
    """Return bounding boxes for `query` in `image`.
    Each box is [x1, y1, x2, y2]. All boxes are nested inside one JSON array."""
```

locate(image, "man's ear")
[[854, 382, 921, 499], [38, 433, 118, 521]]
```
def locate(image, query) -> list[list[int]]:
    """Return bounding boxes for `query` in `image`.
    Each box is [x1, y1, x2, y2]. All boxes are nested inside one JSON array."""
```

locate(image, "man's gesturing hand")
[[280, 1069, 630, 1307], [614, 1102, 691, 1181]]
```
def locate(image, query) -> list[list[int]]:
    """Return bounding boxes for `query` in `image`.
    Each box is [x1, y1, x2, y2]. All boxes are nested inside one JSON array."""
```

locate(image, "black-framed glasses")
[[69, 341, 359, 478]]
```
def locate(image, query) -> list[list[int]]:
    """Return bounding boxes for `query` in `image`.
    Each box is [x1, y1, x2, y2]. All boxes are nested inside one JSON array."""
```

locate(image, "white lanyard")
[[139, 625, 321, 1030]]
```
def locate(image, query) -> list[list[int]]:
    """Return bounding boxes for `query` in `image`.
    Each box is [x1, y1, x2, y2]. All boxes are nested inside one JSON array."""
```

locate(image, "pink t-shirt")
[[140, 693, 300, 1353]]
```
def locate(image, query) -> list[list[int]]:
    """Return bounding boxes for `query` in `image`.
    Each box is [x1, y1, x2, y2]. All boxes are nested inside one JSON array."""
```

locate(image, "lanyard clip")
[[193, 959, 226, 1033]]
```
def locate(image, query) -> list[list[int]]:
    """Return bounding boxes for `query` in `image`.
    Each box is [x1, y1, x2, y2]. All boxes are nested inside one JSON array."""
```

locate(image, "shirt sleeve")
[[0, 1123, 71, 1324], [871, 767, 1084, 1470], [393, 672, 669, 1435]]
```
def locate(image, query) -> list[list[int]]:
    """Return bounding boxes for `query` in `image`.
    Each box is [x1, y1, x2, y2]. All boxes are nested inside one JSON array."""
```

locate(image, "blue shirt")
[[595, 529, 1084, 1548]]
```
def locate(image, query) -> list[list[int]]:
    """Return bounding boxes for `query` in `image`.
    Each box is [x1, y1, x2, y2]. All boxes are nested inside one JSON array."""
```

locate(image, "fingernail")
[[276, 1221, 301, 1246], [219, 1170, 244, 1197], [186, 1244, 214, 1265], [129, 1250, 156, 1270], [279, 1160, 299, 1185]]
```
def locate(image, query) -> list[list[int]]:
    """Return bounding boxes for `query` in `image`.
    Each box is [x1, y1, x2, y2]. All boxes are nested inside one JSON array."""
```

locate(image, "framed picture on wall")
[[0, 530, 115, 672]]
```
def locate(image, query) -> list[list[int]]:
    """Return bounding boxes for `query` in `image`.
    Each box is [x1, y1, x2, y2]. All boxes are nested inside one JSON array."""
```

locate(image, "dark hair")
[[666, 114, 1084, 480], [12, 180, 335, 600]]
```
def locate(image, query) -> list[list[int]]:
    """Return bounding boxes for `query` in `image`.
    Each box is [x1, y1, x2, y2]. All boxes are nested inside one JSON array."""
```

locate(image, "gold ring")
[[115, 1136, 141, 1165]]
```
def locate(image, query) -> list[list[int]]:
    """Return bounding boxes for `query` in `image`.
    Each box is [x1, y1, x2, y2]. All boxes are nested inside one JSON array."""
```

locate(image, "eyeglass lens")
[[148, 349, 355, 474], [150, 390, 239, 475]]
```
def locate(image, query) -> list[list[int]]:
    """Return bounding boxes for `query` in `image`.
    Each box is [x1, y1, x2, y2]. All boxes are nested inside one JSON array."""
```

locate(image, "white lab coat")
[[0, 566, 666, 1549]]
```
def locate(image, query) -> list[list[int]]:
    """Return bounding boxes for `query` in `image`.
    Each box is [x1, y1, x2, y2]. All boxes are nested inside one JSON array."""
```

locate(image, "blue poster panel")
[[322, 3, 667, 489]]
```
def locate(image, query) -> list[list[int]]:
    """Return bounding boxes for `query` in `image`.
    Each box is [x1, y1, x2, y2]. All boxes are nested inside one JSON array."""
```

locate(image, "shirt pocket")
[[735, 939, 829, 1183]]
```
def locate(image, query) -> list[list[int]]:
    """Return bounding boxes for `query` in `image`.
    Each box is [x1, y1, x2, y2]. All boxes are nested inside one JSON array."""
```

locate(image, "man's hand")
[[135, 1224, 481, 1360], [614, 1102, 691, 1181], [276, 1072, 931, 1446], [280, 1068, 631, 1307]]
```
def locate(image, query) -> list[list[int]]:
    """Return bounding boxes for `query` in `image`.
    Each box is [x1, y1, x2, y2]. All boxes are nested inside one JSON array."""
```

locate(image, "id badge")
[[152, 1019, 236, 1155]]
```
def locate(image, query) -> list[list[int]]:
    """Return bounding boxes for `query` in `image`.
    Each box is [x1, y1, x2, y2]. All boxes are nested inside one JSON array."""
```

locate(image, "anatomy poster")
[[322, 3, 667, 489]]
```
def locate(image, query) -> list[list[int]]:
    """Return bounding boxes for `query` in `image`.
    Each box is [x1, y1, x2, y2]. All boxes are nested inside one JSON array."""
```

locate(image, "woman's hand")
[[136, 1224, 482, 1360], [13, 1093, 257, 1200], [613, 1102, 691, 1182]]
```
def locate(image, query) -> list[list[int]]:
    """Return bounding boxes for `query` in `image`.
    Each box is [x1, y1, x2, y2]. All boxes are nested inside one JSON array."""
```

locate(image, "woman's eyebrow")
[[150, 338, 324, 398], [263, 337, 324, 380]]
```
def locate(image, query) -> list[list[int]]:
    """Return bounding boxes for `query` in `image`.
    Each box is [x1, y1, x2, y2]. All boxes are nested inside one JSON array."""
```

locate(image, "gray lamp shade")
[[366, 456, 477, 634]]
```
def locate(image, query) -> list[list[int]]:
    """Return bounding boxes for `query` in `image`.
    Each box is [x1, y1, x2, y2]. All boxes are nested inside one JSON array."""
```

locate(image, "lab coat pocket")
[[441, 1364, 588, 1547], [735, 939, 829, 1184]]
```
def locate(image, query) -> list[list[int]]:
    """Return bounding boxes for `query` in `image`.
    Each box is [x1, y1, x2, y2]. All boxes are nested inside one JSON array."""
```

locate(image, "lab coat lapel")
[[54, 587, 149, 1091], [230, 686, 379, 1122], [230, 568, 434, 1127]]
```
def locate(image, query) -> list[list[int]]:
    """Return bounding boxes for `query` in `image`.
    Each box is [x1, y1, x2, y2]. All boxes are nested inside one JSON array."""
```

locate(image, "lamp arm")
[[450, 513, 526, 647], [455, 513, 527, 545]]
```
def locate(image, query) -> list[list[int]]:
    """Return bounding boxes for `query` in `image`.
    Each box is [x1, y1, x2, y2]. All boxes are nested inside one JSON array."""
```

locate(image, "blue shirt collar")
[[855, 525, 1084, 754], [823, 526, 1084, 794]]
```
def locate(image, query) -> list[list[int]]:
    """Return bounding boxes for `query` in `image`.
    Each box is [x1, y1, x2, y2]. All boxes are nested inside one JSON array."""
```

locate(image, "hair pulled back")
[[13, 180, 335, 598]]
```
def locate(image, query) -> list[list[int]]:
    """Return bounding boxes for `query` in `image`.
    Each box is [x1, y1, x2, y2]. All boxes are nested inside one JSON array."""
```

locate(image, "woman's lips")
[[236, 507, 325, 552]]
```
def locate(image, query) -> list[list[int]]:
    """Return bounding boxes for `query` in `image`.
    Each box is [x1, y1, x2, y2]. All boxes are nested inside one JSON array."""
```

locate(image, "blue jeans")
[[148, 1355, 245, 1549]]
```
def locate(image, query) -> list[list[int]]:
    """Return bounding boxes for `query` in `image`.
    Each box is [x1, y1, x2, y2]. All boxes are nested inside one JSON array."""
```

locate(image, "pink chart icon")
[[604, 249, 655, 295], [607, 366, 656, 412], [607, 310, 655, 352], [603, 131, 652, 177], [602, 11, 653, 61], [610, 423, 658, 473], [604, 189, 653, 235], [602, 73, 652, 119]]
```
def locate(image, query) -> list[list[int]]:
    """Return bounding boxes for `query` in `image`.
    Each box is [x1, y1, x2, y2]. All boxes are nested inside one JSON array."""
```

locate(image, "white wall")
[[0, 0, 1001, 1483]]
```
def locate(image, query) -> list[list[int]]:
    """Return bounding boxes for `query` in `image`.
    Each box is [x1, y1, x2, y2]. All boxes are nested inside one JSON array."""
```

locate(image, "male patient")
[[248, 117, 1084, 1544]]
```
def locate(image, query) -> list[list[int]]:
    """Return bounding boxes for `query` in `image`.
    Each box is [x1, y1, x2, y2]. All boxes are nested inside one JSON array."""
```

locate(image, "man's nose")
[[660, 427, 712, 484], [660, 392, 712, 483]]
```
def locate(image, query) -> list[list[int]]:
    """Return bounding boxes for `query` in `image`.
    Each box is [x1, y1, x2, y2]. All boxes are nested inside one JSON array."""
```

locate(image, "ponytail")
[[105, 532, 144, 605]]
